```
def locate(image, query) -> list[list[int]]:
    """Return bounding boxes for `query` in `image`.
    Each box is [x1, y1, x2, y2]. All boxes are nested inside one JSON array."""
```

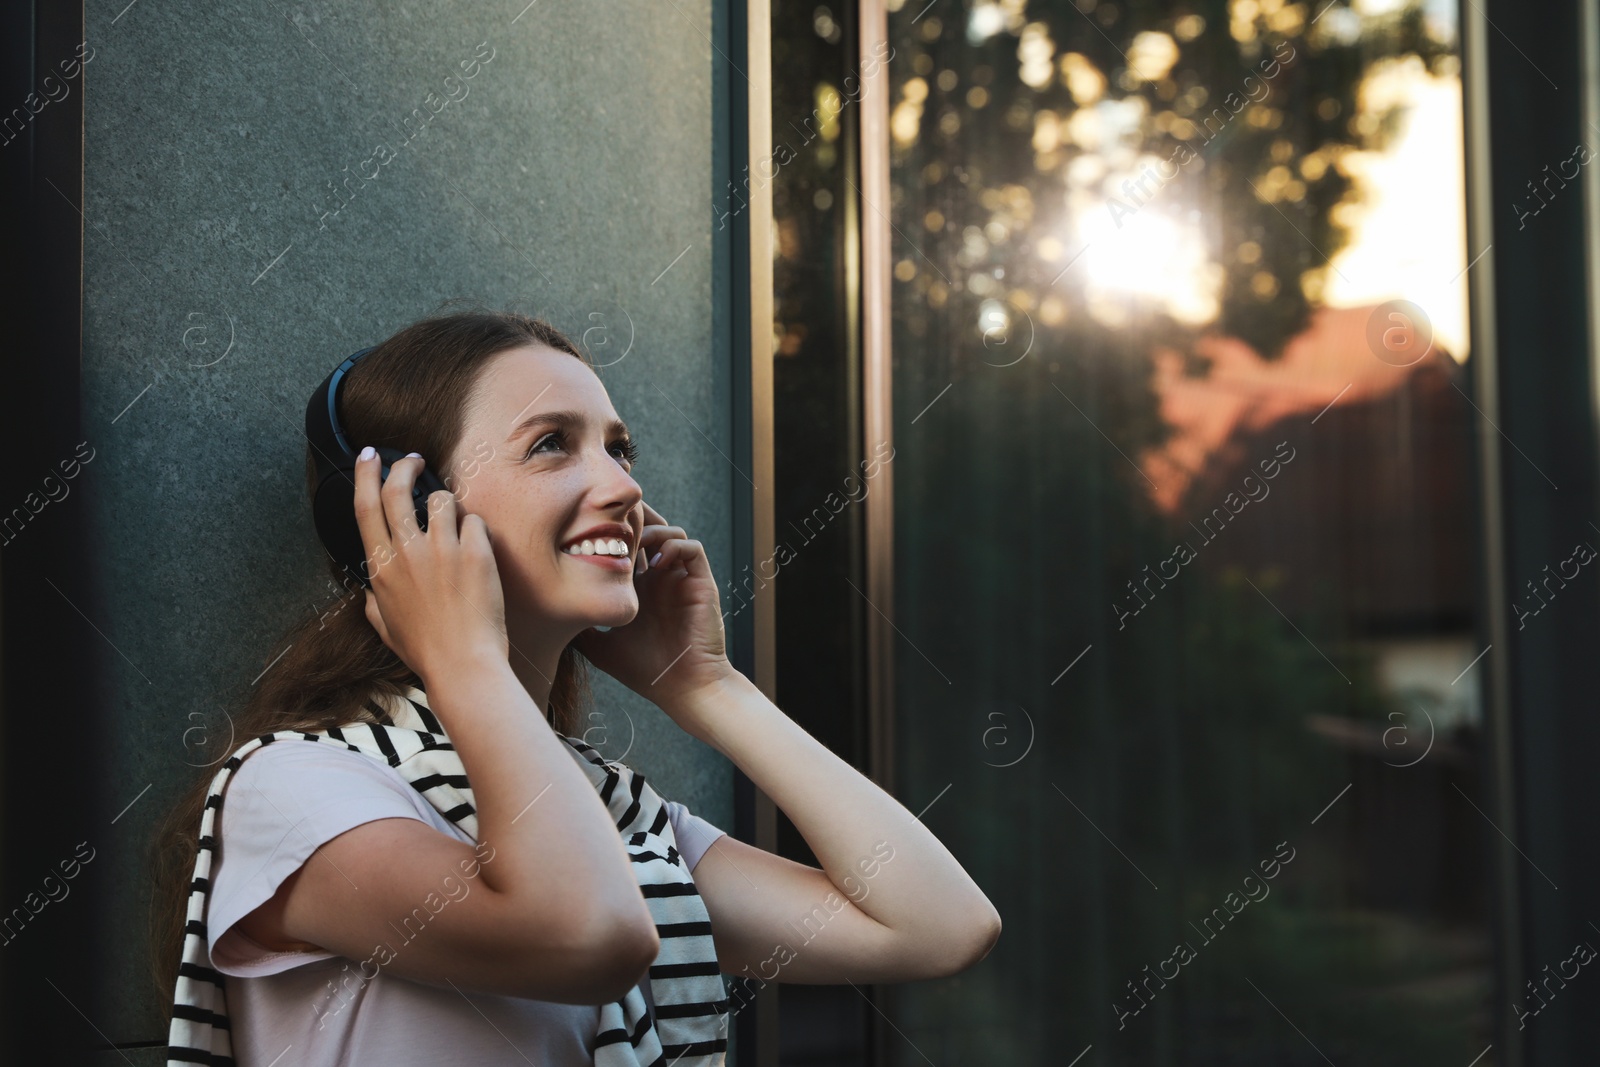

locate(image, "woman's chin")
[[586, 591, 640, 628]]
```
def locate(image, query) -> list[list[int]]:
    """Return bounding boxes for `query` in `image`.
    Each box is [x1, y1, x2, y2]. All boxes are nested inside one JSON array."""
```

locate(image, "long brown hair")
[[146, 303, 598, 1016]]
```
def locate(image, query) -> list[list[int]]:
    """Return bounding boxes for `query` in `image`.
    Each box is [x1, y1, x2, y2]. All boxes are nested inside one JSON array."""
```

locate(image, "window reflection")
[[881, 0, 1490, 1062], [769, 2, 875, 1063]]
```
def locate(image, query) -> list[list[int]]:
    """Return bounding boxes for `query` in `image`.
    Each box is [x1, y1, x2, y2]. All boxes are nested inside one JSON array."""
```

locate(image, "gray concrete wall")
[[81, 0, 733, 1045]]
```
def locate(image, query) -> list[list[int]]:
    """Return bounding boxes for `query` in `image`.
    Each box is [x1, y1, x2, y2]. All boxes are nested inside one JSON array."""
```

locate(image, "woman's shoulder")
[[227, 731, 404, 779], [218, 734, 444, 832]]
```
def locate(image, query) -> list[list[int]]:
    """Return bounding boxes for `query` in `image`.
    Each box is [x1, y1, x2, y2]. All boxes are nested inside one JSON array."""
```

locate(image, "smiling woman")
[[149, 305, 998, 1067], [144, 308, 709, 1059]]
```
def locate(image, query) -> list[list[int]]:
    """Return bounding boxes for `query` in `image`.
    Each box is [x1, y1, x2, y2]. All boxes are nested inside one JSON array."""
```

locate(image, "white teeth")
[[565, 538, 628, 556]]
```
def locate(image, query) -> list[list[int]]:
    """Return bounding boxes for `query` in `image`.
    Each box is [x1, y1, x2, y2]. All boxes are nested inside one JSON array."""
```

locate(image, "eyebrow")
[[506, 408, 631, 444]]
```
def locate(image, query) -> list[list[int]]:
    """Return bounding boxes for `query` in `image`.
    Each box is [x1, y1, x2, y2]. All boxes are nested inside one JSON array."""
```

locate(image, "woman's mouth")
[[561, 537, 634, 572]]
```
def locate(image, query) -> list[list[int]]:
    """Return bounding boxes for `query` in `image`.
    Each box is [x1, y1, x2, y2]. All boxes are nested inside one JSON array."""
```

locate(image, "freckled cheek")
[[493, 543, 566, 612], [467, 480, 554, 533], [466, 476, 580, 566]]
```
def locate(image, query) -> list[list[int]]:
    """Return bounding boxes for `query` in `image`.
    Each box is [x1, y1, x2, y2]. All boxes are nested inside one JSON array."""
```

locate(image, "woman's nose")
[[591, 451, 642, 509]]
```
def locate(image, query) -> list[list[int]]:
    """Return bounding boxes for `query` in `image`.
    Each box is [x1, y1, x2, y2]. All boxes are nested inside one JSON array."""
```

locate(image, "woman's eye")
[[523, 432, 639, 468], [612, 439, 641, 467], [524, 432, 563, 460]]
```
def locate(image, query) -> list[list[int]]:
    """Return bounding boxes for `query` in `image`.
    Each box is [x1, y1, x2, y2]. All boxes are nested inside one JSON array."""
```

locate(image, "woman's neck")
[[502, 616, 570, 721]]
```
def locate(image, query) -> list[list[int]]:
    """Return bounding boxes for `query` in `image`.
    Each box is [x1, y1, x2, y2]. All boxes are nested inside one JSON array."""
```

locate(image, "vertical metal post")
[[734, 0, 778, 1063], [858, 0, 894, 806], [1461, 1, 1523, 1062], [858, 1, 896, 1063]]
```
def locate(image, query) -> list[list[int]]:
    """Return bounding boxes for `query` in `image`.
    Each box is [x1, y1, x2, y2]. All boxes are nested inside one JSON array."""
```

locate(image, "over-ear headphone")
[[305, 346, 451, 588]]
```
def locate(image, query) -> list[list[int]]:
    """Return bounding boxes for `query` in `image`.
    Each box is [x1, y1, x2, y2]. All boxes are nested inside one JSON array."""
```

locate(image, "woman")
[[150, 307, 1000, 1066]]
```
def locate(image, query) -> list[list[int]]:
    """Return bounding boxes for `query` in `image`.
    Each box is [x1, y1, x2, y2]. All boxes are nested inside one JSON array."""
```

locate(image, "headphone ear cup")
[[368, 446, 445, 539], [309, 457, 368, 588], [309, 446, 450, 588]]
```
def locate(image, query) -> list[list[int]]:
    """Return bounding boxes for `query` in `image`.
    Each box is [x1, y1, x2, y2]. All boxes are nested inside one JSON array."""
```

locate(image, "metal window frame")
[[1460, 0, 1524, 1059], [731, 0, 779, 1062], [859, 0, 895, 804], [858, 3, 897, 1064]]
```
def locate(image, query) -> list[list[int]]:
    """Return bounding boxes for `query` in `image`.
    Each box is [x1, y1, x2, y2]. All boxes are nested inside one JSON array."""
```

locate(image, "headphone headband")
[[320, 346, 373, 458]]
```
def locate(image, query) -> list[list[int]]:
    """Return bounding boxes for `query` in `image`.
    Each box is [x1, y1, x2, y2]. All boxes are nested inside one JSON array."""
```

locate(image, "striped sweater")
[[167, 682, 730, 1066]]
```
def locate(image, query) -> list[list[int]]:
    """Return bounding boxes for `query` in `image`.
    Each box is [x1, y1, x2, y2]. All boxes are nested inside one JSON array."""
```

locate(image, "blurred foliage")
[[886, 0, 1457, 362]]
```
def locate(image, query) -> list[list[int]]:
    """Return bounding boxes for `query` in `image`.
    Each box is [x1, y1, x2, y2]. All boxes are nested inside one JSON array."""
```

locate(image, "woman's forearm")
[[671, 671, 1000, 964], [422, 655, 655, 942]]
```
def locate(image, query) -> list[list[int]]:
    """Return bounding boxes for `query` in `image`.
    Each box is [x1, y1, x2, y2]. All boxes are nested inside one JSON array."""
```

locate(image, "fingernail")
[[358, 445, 375, 462], [406, 452, 422, 460], [649, 551, 663, 568]]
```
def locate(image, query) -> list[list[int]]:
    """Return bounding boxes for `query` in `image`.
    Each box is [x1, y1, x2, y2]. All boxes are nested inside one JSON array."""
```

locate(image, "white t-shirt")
[[206, 740, 727, 1066]]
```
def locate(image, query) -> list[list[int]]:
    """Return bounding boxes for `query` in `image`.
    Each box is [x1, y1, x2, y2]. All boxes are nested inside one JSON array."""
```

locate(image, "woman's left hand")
[[570, 502, 737, 732]]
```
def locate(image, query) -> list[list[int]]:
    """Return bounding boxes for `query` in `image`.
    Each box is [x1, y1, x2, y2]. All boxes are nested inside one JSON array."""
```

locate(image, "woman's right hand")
[[353, 447, 509, 685]]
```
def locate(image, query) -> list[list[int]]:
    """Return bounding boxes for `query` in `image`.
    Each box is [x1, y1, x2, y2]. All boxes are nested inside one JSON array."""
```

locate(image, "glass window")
[[880, 0, 1490, 1062]]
